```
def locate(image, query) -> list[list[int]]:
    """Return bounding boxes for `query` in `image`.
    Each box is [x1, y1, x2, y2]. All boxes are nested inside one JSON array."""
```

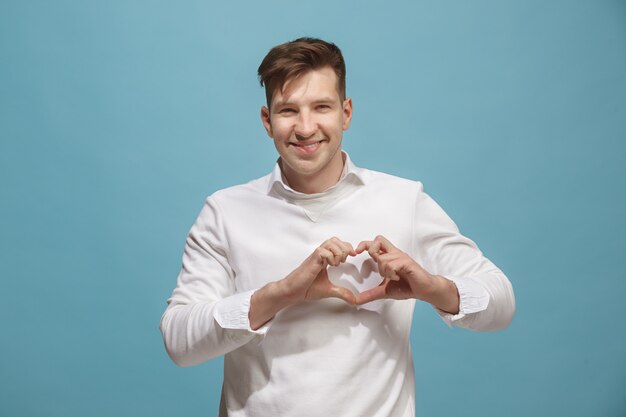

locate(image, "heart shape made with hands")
[[326, 251, 385, 311]]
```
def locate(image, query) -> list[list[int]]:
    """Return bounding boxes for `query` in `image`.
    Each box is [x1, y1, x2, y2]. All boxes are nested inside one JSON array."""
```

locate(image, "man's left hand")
[[354, 235, 460, 314]]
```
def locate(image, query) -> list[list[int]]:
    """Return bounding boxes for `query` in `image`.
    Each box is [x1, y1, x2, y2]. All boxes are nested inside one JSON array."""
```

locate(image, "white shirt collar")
[[267, 151, 366, 196]]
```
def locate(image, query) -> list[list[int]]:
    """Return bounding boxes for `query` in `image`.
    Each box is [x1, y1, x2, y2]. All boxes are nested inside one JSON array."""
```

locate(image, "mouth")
[[290, 140, 325, 155]]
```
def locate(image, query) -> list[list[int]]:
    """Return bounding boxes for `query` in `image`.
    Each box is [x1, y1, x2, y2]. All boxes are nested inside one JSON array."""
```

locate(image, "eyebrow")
[[273, 97, 338, 108]]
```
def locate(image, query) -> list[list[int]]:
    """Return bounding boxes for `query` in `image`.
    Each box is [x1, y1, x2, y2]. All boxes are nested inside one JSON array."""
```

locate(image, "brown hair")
[[258, 37, 346, 108]]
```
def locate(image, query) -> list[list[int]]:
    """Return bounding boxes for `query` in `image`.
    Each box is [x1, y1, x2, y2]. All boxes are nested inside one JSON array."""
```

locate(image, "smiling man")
[[260, 65, 349, 194], [160, 38, 515, 417]]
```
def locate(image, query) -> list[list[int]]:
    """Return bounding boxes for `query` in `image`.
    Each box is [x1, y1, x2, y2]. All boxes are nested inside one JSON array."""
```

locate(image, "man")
[[161, 37, 515, 417]]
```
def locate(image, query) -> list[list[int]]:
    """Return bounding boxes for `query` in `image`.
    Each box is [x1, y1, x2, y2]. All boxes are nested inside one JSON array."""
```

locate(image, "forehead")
[[271, 67, 341, 106]]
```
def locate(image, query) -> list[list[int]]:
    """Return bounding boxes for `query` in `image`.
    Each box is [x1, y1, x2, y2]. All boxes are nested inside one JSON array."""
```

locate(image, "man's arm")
[[411, 183, 515, 331], [160, 197, 257, 367], [160, 196, 356, 365], [352, 183, 515, 332]]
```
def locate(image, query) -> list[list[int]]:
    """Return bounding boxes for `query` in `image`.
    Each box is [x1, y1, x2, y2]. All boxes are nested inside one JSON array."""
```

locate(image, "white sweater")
[[160, 154, 515, 417]]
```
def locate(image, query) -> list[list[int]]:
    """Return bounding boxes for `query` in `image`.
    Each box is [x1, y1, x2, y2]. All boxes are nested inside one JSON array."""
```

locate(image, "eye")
[[317, 104, 331, 110], [279, 108, 296, 114]]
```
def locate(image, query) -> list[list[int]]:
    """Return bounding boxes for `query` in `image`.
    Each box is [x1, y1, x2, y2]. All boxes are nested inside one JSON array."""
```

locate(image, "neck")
[[282, 153, 345, 194]]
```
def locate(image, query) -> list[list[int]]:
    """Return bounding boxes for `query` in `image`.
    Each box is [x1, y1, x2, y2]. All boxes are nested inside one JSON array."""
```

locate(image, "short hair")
[[258, 37, 346, 108]]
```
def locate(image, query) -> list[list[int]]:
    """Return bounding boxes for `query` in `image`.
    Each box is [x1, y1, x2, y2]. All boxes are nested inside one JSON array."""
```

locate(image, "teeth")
[[296, 141, 322, 148]]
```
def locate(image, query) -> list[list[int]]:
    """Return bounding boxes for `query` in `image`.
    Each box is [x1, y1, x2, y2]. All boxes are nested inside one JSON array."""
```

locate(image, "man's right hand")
[[249, 237, 356, 330]]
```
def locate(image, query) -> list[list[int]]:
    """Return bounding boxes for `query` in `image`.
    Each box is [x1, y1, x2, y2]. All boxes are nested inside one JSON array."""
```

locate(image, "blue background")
[[1, 1, 625, 416]]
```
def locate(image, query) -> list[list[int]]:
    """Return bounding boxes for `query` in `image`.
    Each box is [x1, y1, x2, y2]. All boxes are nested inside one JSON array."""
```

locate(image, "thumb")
[[328, 285, 356, 305]]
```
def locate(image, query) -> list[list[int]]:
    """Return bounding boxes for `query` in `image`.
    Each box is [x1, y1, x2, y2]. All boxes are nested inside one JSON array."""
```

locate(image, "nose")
[[294, 109, 317, 139]]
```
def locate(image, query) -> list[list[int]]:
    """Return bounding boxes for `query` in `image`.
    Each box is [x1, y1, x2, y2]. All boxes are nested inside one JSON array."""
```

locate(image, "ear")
[[260, 106, 273, 137], [342, 98, 353, 131]]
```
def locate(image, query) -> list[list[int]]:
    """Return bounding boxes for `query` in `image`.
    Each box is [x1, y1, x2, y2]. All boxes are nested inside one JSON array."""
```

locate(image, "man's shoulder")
[[207, 173, 271, 204], [358, 166, 424, 192]]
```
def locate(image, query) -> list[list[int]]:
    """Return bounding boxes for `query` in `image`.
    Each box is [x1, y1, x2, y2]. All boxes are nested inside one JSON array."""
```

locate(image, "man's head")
[[257, 38, 353, 194], [258, 37, 346, 108]]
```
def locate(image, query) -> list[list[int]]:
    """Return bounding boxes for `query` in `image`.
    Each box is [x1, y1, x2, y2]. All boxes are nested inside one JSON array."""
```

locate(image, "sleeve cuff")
[[213, 289, 272, 336], [435, 276, 490, 327]]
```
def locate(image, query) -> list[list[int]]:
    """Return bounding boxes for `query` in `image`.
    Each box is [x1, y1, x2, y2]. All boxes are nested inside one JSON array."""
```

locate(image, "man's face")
[[261, 66, 352, 192]]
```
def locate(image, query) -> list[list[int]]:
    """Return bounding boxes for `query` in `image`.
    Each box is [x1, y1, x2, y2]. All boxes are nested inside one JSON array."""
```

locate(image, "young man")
[[161, 38, 515, 417]]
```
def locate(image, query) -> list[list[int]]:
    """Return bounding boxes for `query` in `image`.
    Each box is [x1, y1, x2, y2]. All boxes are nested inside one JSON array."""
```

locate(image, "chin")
[[290, 161, 323, 176]]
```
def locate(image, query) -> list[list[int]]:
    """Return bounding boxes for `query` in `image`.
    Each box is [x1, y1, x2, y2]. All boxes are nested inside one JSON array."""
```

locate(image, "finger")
[[332, 239, 352, 262], [343, 241, 357, 257], [355, 283, 388, 305], [377, 254, 402, 281], [324, 242, 346, 266], [373, 235, 396, 254], [355, 241, 371, 254], [384, 263, 400, 281], [368, 240, 382, 261], [329, 237, 357, 259], [377, 252, 402, 263], [378, 255, 400, 281], [377, 259, 399, 282], [316, 247, 335, 267]]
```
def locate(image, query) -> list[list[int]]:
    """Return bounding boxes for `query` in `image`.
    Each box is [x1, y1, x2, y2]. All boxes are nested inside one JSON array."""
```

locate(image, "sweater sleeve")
[[160, 196, 269, 367], [412, 182, 515, 331]]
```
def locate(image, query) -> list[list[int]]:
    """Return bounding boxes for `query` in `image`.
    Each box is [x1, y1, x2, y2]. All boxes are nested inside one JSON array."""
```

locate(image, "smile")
[[290, 140, 325, 154]]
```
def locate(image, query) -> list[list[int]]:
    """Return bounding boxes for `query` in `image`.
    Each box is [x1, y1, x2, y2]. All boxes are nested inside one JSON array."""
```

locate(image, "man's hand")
[[249, 235, 460, 330], [354, 235, 460, 314], [249, 237, 356, 329], [283, 237, 357, 304]]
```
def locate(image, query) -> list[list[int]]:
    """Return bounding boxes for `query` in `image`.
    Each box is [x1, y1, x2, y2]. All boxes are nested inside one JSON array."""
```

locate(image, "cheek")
[[318, 113, 342, 128], [325, 117, 345, 134], [271, 121, 293, 139]]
